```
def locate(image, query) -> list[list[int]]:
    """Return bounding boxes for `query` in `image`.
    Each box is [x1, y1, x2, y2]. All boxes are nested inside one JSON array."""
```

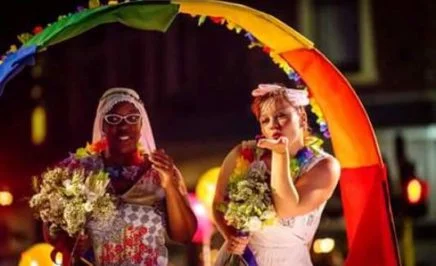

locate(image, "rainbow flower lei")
[[218, 136, 324, 230]]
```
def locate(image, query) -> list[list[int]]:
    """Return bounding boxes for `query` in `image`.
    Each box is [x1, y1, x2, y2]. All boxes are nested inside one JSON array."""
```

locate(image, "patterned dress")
[[87, 163, 169, 266], [215, 141, 332, 266]]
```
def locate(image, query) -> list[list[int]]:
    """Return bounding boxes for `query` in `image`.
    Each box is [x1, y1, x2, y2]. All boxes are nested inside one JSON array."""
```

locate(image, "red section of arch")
[[281, 48, 399, 266]]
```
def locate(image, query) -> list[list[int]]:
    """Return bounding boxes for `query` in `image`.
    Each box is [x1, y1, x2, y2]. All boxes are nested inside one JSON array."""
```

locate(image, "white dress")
[[215, 147, 331, 266]]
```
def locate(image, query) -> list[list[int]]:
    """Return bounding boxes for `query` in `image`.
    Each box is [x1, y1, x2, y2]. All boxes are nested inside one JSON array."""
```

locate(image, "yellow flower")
[[269, 52, 292, 73], [17, 33, 33, 44], [88, 0, 100, 8], [75, 147, 89, 158], [226, 21, 236, 31], [233, 157, 250, 177], [309, 99, 324, 121], [8, 45, 17, 54]]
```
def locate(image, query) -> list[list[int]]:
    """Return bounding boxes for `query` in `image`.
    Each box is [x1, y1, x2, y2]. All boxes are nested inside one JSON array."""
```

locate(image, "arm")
[[259, 137, 341, 218], [212, 144, 250, 255], [212, 145, 240, 241], [150, 150, 197, 243], [163, 167, 197, 243], [272, 154, 340, 217]]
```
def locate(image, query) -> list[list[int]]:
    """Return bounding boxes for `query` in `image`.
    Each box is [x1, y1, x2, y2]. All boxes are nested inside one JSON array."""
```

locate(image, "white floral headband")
[[251, 84, 309, 106]]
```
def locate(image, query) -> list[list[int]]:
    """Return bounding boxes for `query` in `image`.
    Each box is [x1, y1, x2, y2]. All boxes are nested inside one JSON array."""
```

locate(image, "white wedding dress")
[[215, 148, 331, 266]]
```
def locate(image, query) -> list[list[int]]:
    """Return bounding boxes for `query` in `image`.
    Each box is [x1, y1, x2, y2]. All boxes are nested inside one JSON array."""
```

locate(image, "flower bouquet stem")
[[224, 245, 259, 266], [50, 230, 84, 266], [224, 254, 249, 266]]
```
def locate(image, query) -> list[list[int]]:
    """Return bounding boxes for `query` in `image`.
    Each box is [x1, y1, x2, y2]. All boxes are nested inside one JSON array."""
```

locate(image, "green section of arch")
[[25, 2, 179, 49]]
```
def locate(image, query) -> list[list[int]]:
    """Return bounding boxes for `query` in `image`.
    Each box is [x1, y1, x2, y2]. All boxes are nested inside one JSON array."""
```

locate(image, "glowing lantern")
[[187, 193, 214, 244], [19, 243, 61, 266], [0, 191, 13, 206], [195, 167, 220, 218]]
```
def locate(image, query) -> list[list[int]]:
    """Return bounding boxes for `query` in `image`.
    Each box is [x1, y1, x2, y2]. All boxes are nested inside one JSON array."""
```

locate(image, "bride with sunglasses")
[[43, 88, 197, 265]]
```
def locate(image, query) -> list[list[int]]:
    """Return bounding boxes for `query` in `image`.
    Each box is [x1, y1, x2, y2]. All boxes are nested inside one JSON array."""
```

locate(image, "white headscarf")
[[92, 87, 156, 154]]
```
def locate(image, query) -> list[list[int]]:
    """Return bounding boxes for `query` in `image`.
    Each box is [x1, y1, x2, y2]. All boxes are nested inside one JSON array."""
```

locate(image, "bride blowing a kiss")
[[213, 83, 340, 266]]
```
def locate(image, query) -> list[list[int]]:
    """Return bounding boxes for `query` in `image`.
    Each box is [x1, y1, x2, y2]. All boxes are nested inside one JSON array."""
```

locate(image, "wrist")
[[272, 150, 289, 158], [161, 177, 177, 190]]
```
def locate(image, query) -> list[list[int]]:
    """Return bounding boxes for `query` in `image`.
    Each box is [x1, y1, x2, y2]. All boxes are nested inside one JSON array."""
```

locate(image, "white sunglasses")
[[103, 114, 141, 125]]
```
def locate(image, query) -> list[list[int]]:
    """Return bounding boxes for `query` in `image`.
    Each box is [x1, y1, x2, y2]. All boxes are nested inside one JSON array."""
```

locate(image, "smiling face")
[[103, 101, 142, 155]]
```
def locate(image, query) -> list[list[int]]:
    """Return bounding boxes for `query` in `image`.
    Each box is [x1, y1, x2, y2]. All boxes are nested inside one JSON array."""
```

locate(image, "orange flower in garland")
[[132, 150, 145, 165], [86, 138, 108, 154], [76, 138, 144, 165]]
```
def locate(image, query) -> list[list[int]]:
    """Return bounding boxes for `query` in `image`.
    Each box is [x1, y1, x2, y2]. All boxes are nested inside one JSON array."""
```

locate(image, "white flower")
[[83, 201, 93, 213], [63, 180, 75, 196], [261, 210, 276, 220], [247, 216, 262, 232], [85, 172, 110, 202], [62, 179, 71, 188]]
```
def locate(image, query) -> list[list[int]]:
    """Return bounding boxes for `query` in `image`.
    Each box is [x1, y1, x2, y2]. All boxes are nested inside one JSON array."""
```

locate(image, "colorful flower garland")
[[0, 0, 122, 66], [73, 138, 145, 165], [235, 137, 323, 181]]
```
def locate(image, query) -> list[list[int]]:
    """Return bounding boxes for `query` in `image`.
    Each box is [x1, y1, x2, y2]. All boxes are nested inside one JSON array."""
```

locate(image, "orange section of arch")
[[281, 48, 382, 168]]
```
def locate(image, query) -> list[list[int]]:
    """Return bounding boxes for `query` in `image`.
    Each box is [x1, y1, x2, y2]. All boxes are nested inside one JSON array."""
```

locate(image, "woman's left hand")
[[257, 136, 289, 154], [149, 149, 175, 188]]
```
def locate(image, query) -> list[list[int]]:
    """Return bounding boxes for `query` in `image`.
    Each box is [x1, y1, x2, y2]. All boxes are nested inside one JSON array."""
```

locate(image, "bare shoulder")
[[222, 143, 242, 167], [309, 155, 341, 184]]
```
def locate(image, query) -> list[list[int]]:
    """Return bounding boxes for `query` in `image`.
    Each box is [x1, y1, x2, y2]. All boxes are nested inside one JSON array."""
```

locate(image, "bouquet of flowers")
[[29, 155, 117, 263], [217, 146, 277, 266], [30, 165, 116, 238], [30, 140, 116, 240]]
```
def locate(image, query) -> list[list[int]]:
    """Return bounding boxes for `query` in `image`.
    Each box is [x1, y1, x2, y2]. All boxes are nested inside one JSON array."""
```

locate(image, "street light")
[[403, 177, 428, 217]]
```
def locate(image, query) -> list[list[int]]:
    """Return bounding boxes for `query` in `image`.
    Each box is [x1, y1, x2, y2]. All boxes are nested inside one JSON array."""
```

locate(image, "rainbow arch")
[[0, 1, 399, 265]]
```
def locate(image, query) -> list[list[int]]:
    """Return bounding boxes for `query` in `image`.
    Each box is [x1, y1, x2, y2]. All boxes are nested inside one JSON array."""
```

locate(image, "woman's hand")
[[226, 234, 250, 255], [149, 149, 175, 189], [45, 228, 91, 263], [74, 232, 91, 256], [257, 136, 289, 154]]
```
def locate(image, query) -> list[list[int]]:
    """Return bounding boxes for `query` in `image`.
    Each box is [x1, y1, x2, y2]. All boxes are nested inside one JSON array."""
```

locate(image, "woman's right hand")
[[226, 234, 250, 255], [43, 224, 90, 255], [75, 232, 91, 256]]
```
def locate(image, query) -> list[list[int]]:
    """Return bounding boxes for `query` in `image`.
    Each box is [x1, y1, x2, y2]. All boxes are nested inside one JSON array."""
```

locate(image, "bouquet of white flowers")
[[30, 166, 116, 238], [219, 161, 277, 233], [217, 146, 277, 266]]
